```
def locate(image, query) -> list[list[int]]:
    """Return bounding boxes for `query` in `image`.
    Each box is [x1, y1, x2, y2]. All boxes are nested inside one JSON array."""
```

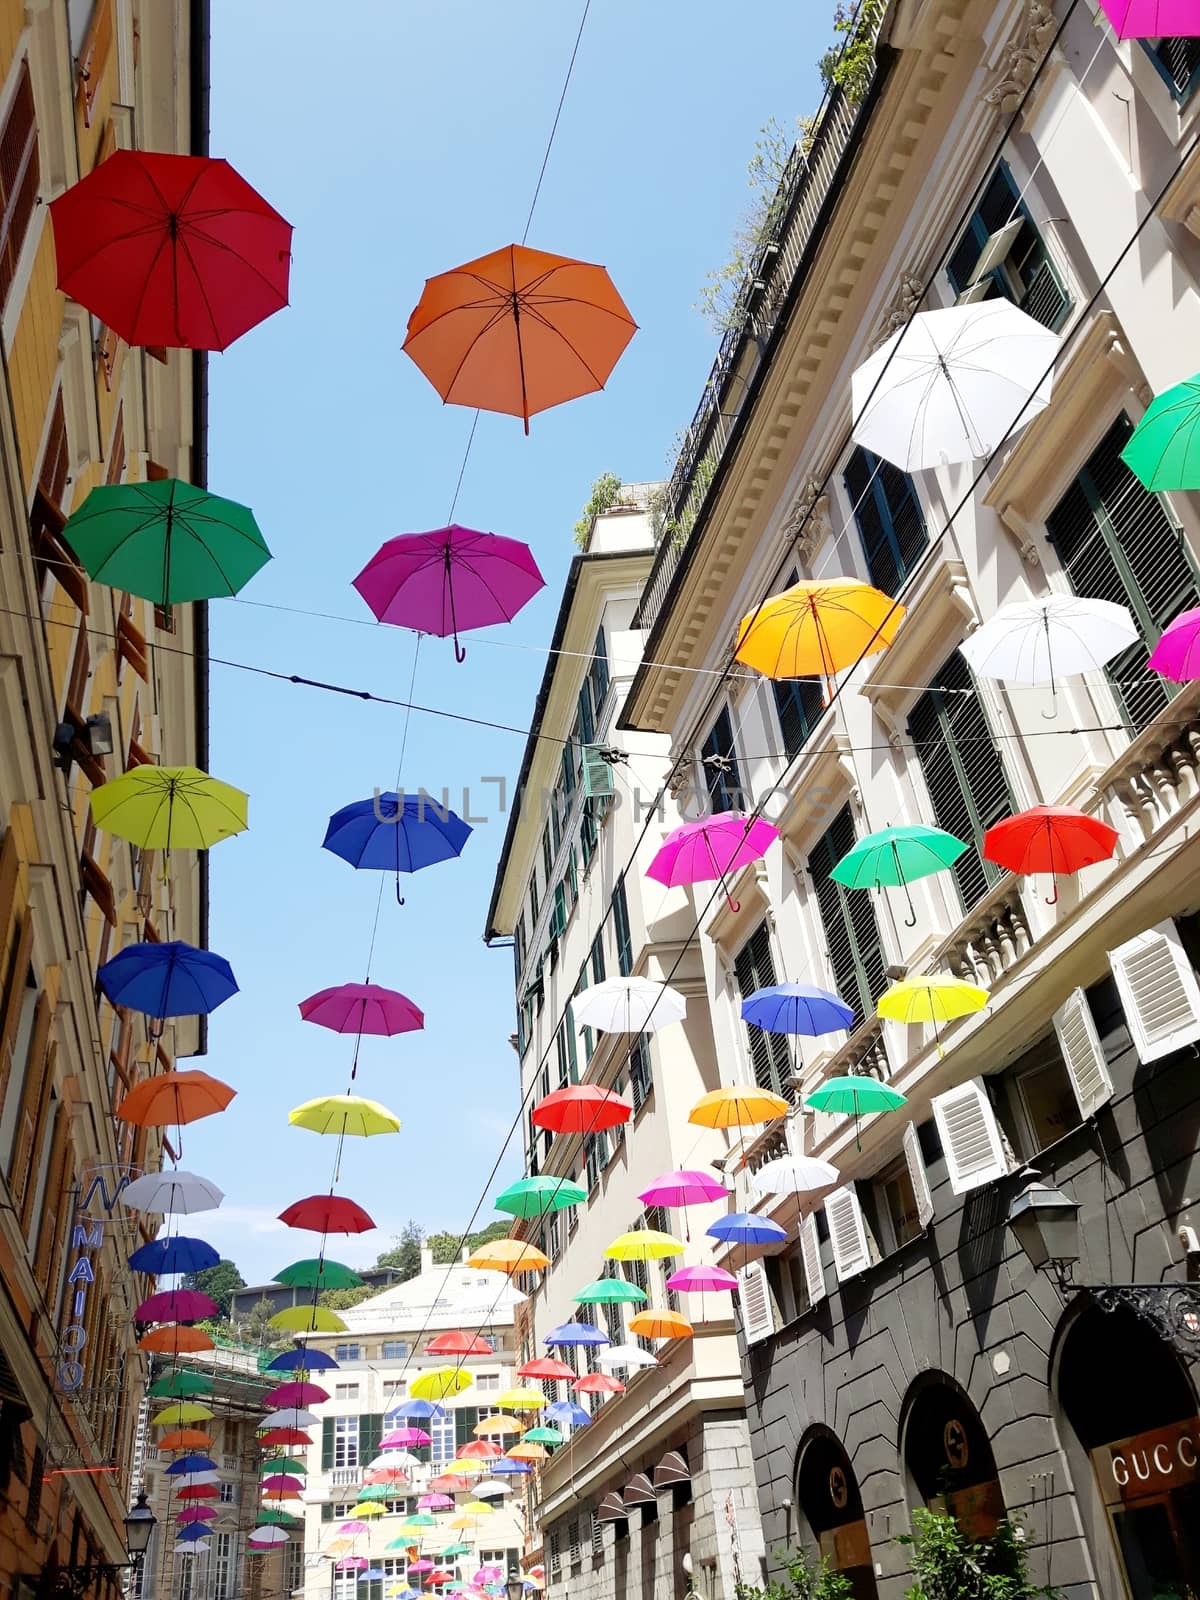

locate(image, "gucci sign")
[[1092, 1416, 1200, 1506]]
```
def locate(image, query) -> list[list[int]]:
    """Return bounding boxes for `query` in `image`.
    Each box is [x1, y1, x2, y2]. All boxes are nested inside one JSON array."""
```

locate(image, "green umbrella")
[[273, 1258, 364, 1290], [1121, 375, 1200, 491], [830, 824, 966, 927], [495, 1176, 587, 1218], [441, 1545, 471, 1558], [572, 1278, 646, 1305], [148, 1370, 213, 1398], [255, 1508, 299, 1526], [402, 1514, 437, 1527], [522, 1426, 564, 1445], [258, 1457, 306, 1475], [61, 478, 271, 608], [355, 1485, 391, 1502], [804, 1075, 906, 1150]]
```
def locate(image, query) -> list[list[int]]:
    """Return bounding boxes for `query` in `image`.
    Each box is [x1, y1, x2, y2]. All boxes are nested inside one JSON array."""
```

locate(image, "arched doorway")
[[1057, 1296, 1200, 1598], [901, 1374, 1005, 1538], [794, 1429, 878, 1599]]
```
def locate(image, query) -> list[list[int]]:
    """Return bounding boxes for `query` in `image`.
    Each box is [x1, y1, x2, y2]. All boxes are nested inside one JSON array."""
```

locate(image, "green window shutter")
[[908, 651, 1011, 909], [590, 932, 606, 985], [541, 825, 553, 883], [613, 877, 633, 976], [810, 806, 887, 1019], [1047, 412, 1199, 730], [773, 676, 825, 759], [629, 1033, 652, 1112], [360, 1413, 382, 1462], [733, 922, 794, 1100], [322, 1417, 334, 1471], [321, 1502, 332, 1523], [700, 707, 745, 814], [565, 1003, 579, 1083], [455, 1408, 477, 1449], [578, 681, 596, 746], [552, 884, 567, 936], [582, 745, 616, 799], [591, 628, 610, 709], [843, 448, 928, 598], [946, 163, 1071, 330]]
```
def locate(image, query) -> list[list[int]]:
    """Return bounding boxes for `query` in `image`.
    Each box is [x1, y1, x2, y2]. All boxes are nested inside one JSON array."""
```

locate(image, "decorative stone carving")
[[985, 0, 1057, 115], [871, 270, 925, 351], [782, 475, 832, 563]]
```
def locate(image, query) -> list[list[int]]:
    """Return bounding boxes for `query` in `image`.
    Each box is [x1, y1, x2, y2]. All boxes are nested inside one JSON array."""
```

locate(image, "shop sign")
[[1092, 1416, 1200, 1506], [818, 1520, 872, 1570], [55, 1164, 139, 1394]]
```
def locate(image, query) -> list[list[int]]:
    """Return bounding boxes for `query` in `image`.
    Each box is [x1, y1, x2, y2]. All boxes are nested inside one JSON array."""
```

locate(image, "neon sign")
[[55, 1165, 139, 1394]]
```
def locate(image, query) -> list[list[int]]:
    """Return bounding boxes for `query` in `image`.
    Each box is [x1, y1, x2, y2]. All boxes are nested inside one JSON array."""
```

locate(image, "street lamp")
[[53, 1491, 157, 1598], [1005, 1171, 1081, 1277], [505, 1573, 524, 1600], [123, 1492, 157, 1563]]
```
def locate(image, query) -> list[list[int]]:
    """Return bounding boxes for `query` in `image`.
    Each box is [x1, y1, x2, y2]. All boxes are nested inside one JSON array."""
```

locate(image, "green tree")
[[427, 1219, 511, 1265], [318, 1286, 375, 1311], [573, 473, 624, 548], [186, 1259, 246, 1319], [735, 1547, 852, 1600], [374, 1221, 424, 1280], [898, 1509, 1060, 1600], [237, 1294, 290, 1350]]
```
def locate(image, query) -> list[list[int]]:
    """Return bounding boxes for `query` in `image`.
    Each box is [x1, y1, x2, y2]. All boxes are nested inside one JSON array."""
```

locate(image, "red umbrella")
[[426, 1331, 494, 1356], [983, 805, 1118, 904], [278, 1195, 375, 1233], [49, 150, 291, 351], [532, 1084, 632, 1135], [175, 1485, 218, 1499], [517, 1357, 574, 1381], [573, 1373, 625, 1396], [428, 1475, 462, 1494], [258, 1428, 312, 1449], [456, 1441, 500, 1460]]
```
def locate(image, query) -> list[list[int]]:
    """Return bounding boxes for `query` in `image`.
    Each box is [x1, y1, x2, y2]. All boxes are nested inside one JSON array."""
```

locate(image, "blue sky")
[[186, 0, 828, 1287]]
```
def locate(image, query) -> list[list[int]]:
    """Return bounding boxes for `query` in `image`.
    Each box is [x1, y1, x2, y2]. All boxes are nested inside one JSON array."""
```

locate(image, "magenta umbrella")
[[177, 1507, 218, 1524], [666, 1265, 738, 1293], [264, 1380, 329, 1408], [646, 814, 781, 913], [1148, 605, 1200, 681], [260, 1475, 304, 1494], [409, 1562, 434, 1575], [639, 1170, 729, 1207], [299, 982, 424, 1036], [381, 1427, 431, 1447], [353, 524, 545, 662], [1098, 0, 1200, 36], [336, 1558, 369, 1572], [418, 1494, 454, 1510], [136, 1289, 217, 1322]]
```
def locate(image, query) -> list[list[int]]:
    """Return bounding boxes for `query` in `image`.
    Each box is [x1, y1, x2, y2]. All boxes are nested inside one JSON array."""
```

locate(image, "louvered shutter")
[[799, 1213, 826, 1305], [737, 1260, 776, 1345], [825, 1184, 873, 1281], [1052, 989, 1114, 1116], [931, 1079, 1009, 1194], [455, 1408, 476, 1448], [844, 447, 928, 596], [903, 1122, 935, 1229], [810, 806, 887, 1017], [321, 1418, 334, 1471], [701, 707, 745, 814], [1108, 920, 1200, 1063], [734, 922, 793, 1100], [360, 1413, 383, 1461], [1152, 36, 1200, 96], [773, 676, 825, 759]]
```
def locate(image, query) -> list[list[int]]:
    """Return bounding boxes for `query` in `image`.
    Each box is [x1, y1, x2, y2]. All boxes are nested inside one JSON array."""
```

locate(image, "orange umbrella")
[[116, 1069, 235, 1127], [139, 1325, 214, 1355], [157, 1429, 215, 1450], [403, 244, 636, 433], [467, 1238, 549, 1276], [506, 1442, 547, 1462], [627, 1308, 693, 1341]]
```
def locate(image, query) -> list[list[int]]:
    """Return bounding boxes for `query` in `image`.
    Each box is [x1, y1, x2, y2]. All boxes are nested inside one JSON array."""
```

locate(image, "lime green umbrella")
[[148, 1370, 213, 1398], [62, 479, 271, 607], [258, 1457, 306, 1475], [91, 765, 248, 851], [804, 1076, 907, 1150], [273, 1258, 364, 1290], [573, 1278, 646, 1305], [495, 1176, 587, 1218], [522, 1427, 564, 1445], [830, 824, 966, 927], [1121, 375, 1200, 491]]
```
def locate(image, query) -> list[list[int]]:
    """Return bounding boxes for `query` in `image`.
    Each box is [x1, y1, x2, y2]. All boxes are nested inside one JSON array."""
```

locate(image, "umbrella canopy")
[[604, 1230, 682, 1263], [260, 1475, 304, 1494], [259, 1457, 306, 1475], [247, 1526, 290, 1547], [666, 1265, 738, 1293], [471, 1482, 511, 1500], [1099, 0, 1200, 36], [491, 1457, 538, 1472], [646, 815, 780, 905], [959, 596, 1139, 685], [573, 1374, 623, 1396], [268, 1306, 347, 1334], [116, 1070, 234, 1128], [63, 480, 271, 607], [350, 1504, 386, 1519], [174, 1525, 210, 1543], [516, 1357, 575, 1380], [410, 1368, 475, 1401], [402, 243, 636, 432], [381, 1428, 431, 1447], [387, 1400, 446, 1421], [543, 1321, 607, 1348], [637, 1170, 729, 1208], [137, 1289, 216, 1323], [337, 1558, 370, 1572], [572, 1278, 646, 1306], [441, 1459, 485, 1477], [268, 1347, 339, 1372], [456, 1441, 500, 1460], [877, 976, 989, 1027], [49, 150, 291, 350], [688, 1086, 789, 1129], [323, 792, 472, 898], [831, 825, 966, 926], [123, 1169, 223, 1215], [803, 1078, 908, 1148], [544, 1401, 591, 1427], [426, 1331, 494, 1356], [138, 1328, 214, 1358], [261, 1408, 319, 1430], [418, 1494, 456, 1510], [983, 805, 1118, 901], [257, 1429, 312, 1448], [279, 1194, 375, 1233], [627, 1309, 693, 1341], [1121, 372, 1200, 489], [273, 1259, 363, 1292], [531, 1084, 631, 1134], [750, 1156, 840, 1199], [98, 941, 238, 1021], [597, 1344, 658, 1370], [148, 1371, 214, 1399], [571, 977, 686, 1035], [735, 578, 903, 681], [128, 1236, 219, 1276], [288, 1094, 401, 1137], [739, 984, 853, 1038], [505, 1442, 546, 1462], [466, 1239, 549, 1275], [353, 525, 545, 661], [91, 765, 248, 851], [1149, 605, 1200, 682], [155, 1430, 214, 1451], [168, 1471, 218, 1487], [299, 982, 424, 1037], [705, 1212, 788, 1247], [474, 1415, 525, 1437], [495, 1389, 548, 1411], [851, 301, 1058, 470], [176, 1507, 218, 1524], [494, 1176, 587, 1217], [165, 1456, 217, 1475]]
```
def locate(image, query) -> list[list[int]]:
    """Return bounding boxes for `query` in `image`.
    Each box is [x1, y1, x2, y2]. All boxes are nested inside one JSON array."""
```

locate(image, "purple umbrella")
[[299, 982, 424, 1037], [353, 524, 545, 662], [646, 814, 781, 913], [136, 1288, 217, 1323]]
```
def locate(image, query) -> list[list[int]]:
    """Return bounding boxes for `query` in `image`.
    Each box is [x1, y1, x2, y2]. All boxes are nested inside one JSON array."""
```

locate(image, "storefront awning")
[[623, 1473, 656, 1507], [652, 1450, 690, 1489], [596, 1493, 626, 1522]]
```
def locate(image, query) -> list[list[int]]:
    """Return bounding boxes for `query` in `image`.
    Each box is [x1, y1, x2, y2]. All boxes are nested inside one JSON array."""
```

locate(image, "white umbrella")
[[597, 1343, 658, 1370], [176, 1541, 211, 1555], [959, 595, 1139, 684], [260, 1407, 318, 1430], [170, 1472, 219, 1489], [368, 1450, 421, 1470], [750, 1156, 840, 1199], [851, 301, 1059, 471], [122, 1169, 224, 1214], [472, 1479, 512, 1499], [572, 977, 686, 1035], [247, 1526, 290, 1546]]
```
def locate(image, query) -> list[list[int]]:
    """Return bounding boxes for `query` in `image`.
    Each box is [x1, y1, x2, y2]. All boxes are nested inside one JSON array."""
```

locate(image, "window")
[[334, 1343, 361, 1361], [700, 706, 745, 814], [549, 1531, 561, 1579], [333, 1415, 359, 1469], [212, 1532, 236, 1600], [1047, 413, 1199, 730], [334, 1382, 360, 1399], [590, 931, 606, 986], [285, 1539, 305, 1595], [580, 797, 598, 864], [380, 1342, 407, 1361], [734, 923, 794, 1099], [875, 1155, 923, 1251], [584, 1130, 609, 1192], [809, 806, 887, 1021], [475, 1371, 500, 1391], [628, 1032, 652, 1113], [843, 449, 928, 597], [0, 60, 39, 313], [1012, 1052, 1081, 1153], [1146, 36, 1200, 100], [591, 627, 610, 712], [612, 876, 633, 976], [218, 1481, 235, 1504], [430, 1409, 455, 1464], [908, 650, 1012, 909], [946, 161, 1071, 330]]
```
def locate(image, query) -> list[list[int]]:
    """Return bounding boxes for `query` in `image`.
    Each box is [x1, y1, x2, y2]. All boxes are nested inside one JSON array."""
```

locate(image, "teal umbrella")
[[573, 1278, 646, 1306], [1121, 375, 1200, 491], [495, 1176, 587, 1218], [830, 824, 966, 927], [803, 1075, 907, 1150]]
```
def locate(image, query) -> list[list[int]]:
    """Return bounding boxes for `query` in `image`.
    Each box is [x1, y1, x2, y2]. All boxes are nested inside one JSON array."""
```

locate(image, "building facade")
[[616, 1, 1200, 1595], [0, 1, 208, 1595], [484, 498, 765, 1600]]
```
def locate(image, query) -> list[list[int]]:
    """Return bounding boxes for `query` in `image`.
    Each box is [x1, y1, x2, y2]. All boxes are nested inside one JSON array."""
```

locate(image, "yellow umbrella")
[[734, 577, 903, 682], [474, 1415, 524, 1437], [410, 1366, 475, 1401], [604, 1229, 682, 1263], [449, 1517, 478, 1530], [91, 764, 248, 849], [268, 1305, 348, 1334], [467, 1238, 550, 1275], [506, 1442, 547, 1461], [351, 1503, 385, 1518], [627, 1308, 693, 1341], [460, 1501, 495, 1515], [288, 1094, 400, 1137], [326, 1540, 352, 1555], [494, 1388, 548, 1411], [152, 1403, 214, 1426], [688, 1085, 789, 1130], [877, 975, 989, 1026], [440, 1459, 485, 1477]]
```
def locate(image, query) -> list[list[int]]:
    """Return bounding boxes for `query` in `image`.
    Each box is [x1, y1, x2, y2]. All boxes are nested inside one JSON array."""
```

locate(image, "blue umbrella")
[[739, 983, 853, 1036], [544, 1401, 591, 1428], [359, 1571, 386, 1582], [543, 1321, 606, 1347], [267, 1347, 339, 1372], [386, 1398, 446, 1420], [491, 1458, 534, 1474], [165, 1455, 216, 1474], [706, 1212, 788, 1247], [97, 940, 238, 1020], [322, 791, 472, 903], [128, 1235, 219, 1276], [175, 1525, 209, 1543]]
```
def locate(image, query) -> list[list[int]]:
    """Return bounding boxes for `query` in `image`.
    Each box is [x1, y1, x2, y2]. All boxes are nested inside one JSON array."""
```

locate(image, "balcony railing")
[[1099, 681, 1200, 843], [938, 876, 1033, 987]]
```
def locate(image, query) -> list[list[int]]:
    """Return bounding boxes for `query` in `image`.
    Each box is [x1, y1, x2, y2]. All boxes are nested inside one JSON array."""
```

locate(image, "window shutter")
[[844, 447, 928, 597], [734, 922, 794, 1100], [700, 707, 745, 814], [773, 677, 825, 759], [1108, 920, 1200, 1063], [824, 1184, 873, 1281], [903, 1122, 935, 1229], [1052, 989, 1114, 1116], [360, 1413, 382, 1461], [0, 60, 39, 313], [931, 1079, 1009, 1195], [582, 746, 615, 799], [321, 1418, 334, 1471], [809, 806, 887, 1018], [455, 1408, 476, 1448], [799, 1213, 826, 1306], [737, 1260, 775, 1345]]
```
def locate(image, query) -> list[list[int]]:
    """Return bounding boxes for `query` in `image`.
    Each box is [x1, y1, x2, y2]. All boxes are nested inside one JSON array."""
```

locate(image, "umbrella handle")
[[395, 872, 405, 907], [454, 637, 467, 664], [1046, 876, 1059, 906]]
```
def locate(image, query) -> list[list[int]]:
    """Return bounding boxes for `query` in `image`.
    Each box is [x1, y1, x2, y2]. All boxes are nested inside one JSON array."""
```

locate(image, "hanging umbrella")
[[471, 1483, 511, 1500], [299, 982, 424, 1037], [666, 1265, 738, 1293], [257, 1429, 312, 1448], [688, 1086, 789, 1129], [571, 977, 686, 1035], [543, 1322, 607, 1348], [350, 1504, 386, 1519], [323, 792, 472, 904], [170, 1474, 218, 1491], [803, 1076, 908, 1150], [1122, 373, 1200, 488], [116, 1070, 235, 1128], [543, 1401, 591, 1428], [637, 1170, 729, 1208], [91, 765, 248, 851], [735, 578, 904, 690], [381, 1428, 431, 1447], [247, 1526, 290, 1547], [426, 1331, 494, 1355], [273, 1260, 363, 1292], [983, 805, 1119, 903], [260, 1408, 319, 1431], [457, 1441, 500, 1460], [572, 1375, 623, 1397], [402, 243, 636, 433], [419, 1495, 456, 1511], [959, 596, 1139, 702], [851, 301, 1058, 471], [572, 1279, 646, 1306], [495, 1388, 548, 1411], [705, 1212, 788, 1248], [831, 824, 967, 928], [749, 1156, 840, 1199], [268, 1347, 340, 1372], [128, 1236, 219, 1276], [740, 984, 853, 1038], [441, 1460, 485, 1477], [1099, 0, 1200, 37], [338, 1522, 369, 1537], [466, 1239, 549, 1275], [260, 1475, 304, 1495], [98, 941, 238, 1023], [138, 1328, 214, 1358], [410, 1367, 475, 1401], [1148, 603, 1200, 682], [604, 1230, 682, 1263], [597, 1344, 658, 1371], [267, 1306, 348, 1334], [288, 1094, 401, 1138], [504, 1442, 547, 1462], [279, 1194, 375, 1233], [259, 1457, 306, 1475], [531, 1084, 631, 1134], [353, 525, 545, 663], [175, 1506, 218, 1524], [165, 1456, 216, 1475], [155, 1429, 214, 1451], [646, 814, 780, 914], [122, 1169, 223, 1215], [491, 1457, 538, 1471], [494, 1176, 587, 1218], [49, 150, 291, 350], [387, 1399, 446, 1421], [627, 1309, 693, 1341], [877, 975, 989, 1030], [174, 1525, 210, 1543], [136, 1289, 216, 1323], [474, 1415, 525, 1436], [337, 1558, 370, 1572], [516, 1356, 575, 1380], [148, 1371, 214, 1399]]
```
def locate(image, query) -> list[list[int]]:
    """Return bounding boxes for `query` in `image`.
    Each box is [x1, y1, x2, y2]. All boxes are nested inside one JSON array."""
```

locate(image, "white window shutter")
[[799, 1212, 826, 1306], [1108, 920, 1200, 1064], [1053, 988, 1114, 1118], [737, 1260, 775, 1346], [931, 1078, 1009, 1196], [903, 1121, 934, 1229], [825, 1184, 872, 1281]]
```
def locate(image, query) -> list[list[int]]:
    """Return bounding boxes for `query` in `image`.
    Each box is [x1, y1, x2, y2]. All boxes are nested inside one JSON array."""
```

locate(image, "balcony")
[[938, 874, 1033, 987], [1098, 681, 1200, 844]]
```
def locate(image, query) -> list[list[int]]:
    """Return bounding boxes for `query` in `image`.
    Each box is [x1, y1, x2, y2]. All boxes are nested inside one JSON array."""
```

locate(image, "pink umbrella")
[[1098, 0, 1200, 37], [1148, 605, 1200, 681], [381, 1427, 430, 1447], [666, 1265, 738, 1293], [299, 982, 424, 1037], [646, 814, 781, 913], [418, 1494, 454, 1510], [177, 1507, 218, 1524], [353, 524, 546, 662], [473, 1569, 502, 1586], [638, 1170, 729, 1207], [338, 1521, 369, 1536], [336, 1558, 369, 1572], [260, 1475, 304, 1494], [409, 1561, 434, 1574], [136, 1288, 217, 1322], [264, 1381, 329, 1407]]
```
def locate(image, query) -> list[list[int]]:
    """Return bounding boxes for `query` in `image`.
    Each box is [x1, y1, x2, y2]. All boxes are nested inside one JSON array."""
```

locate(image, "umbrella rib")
[[182, 218, 290, 302], [516, 301, 609, 389], [438, 303, 519, 405], [174, 230, 225, 346]]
